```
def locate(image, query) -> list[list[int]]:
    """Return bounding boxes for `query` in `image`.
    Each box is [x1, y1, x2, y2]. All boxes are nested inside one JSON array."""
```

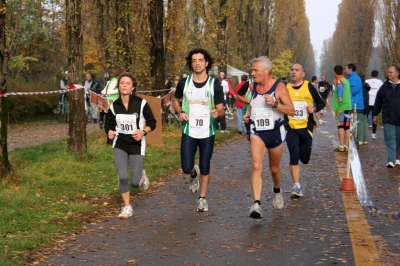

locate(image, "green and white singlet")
[[181, 75, 216, 139]]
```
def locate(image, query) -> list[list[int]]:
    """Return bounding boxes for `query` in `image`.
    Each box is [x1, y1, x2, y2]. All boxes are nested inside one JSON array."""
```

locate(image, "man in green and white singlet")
[[173, 48, 224, 212]]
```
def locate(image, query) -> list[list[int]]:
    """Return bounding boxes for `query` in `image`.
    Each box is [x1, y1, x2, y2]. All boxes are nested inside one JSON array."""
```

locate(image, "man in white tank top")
[[243, 56, 295, 219]]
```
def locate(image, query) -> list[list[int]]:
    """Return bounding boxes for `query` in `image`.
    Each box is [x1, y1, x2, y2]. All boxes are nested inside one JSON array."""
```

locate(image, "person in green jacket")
[[332, 65, 352, 152]]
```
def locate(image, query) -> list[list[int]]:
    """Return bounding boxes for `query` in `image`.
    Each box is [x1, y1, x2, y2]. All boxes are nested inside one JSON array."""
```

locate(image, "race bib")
[[116, 114, 137, 134], [189, 108, 210, 131], [319, 86, 325, 92], [291, 101, 308, 120], [252, 107, 273, 131]]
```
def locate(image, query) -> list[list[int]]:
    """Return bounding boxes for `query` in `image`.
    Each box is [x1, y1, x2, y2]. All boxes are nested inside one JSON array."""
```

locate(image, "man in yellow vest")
[[286, 64, 325, 198]]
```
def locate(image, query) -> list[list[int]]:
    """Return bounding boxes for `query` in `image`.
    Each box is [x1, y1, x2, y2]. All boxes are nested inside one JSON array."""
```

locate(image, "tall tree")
[[66, 0, 86, 152], [0, 0, 11, 177], [149, 0, 165, 94], [377, 0, 400, 71]]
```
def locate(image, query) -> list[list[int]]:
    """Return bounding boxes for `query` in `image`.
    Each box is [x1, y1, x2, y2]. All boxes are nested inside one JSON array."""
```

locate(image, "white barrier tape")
[[0, 87, 84, 97], [0, 87, 172, 98]]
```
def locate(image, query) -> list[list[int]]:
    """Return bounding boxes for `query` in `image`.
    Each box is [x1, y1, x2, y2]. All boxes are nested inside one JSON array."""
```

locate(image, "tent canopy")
[[227, 65, 249, 81]]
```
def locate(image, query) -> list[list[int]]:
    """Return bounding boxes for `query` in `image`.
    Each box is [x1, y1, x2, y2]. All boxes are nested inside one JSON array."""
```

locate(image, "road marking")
[[332, 141, 382, 265]]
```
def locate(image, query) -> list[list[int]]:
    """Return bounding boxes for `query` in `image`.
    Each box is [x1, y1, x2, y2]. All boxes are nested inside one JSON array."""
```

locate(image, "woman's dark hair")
[[118, 72, 138, 96], [113, 67, 126, 78], [185, 48, 214, 73], [311, 76, 317, 82]]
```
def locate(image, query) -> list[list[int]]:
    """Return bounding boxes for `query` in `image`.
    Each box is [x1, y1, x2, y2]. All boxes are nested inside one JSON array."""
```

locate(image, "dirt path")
[[8, 123, 103, 151]]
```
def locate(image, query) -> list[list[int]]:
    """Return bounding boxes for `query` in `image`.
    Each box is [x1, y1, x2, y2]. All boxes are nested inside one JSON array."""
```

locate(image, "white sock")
[[294, 182, 301, 188]]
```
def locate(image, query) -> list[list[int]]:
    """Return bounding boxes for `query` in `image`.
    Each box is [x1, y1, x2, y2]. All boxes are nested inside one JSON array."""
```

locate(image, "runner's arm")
[[275, 82, 295, 116]]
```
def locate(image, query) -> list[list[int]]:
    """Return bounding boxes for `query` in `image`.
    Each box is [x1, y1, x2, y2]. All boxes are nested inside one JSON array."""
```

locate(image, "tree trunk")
[[66, 0, 86, 153], [149, 0, 166, 122], [0, 0, 12, 177]]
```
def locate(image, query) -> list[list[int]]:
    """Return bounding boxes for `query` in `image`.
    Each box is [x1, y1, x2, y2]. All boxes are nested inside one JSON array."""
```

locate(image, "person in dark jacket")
[[372, 65, 400, 168], [105, 72, 157, 218], [358, 73, 371, 145]]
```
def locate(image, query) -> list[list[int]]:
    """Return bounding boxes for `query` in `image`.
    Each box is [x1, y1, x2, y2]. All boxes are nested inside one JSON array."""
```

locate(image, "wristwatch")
[[273, 101, 279, 108], [142, 130, 147, 136]]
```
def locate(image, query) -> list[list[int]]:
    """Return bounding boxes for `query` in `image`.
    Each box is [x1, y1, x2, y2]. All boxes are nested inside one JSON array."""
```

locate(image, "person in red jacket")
[[234, 75, 250, 134]]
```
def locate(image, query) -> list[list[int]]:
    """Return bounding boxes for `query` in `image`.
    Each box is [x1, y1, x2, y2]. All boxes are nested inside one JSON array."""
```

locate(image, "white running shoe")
[[249, 203, 262, 219], [372, 134, 376, 139], [319, 120, 327, 125], [197, 198, 209, 212], [189, 165, 200, 193], [395, 160, 400, 166], [273, 190, 284, 209], [118, 206, 133, 219], [139, 169, 149, 190], [386, 162, 395, 168]]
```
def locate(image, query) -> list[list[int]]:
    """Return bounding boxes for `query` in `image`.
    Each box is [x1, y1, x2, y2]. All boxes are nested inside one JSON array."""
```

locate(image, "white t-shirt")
[[221, 80, 229, 94], [365, 78, 383, 106]]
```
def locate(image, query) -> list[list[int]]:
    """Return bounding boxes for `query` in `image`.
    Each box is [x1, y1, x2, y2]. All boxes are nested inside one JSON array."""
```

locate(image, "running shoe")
[[273, 190, 284, 209], [372, 134, 376, 139], [291, 185, 303, 197], [386, 162, 395, 168], [249, 203, 263, 219], [197, 198, 208, 212], [118, 206, 133, 219], [189, 165, 200, 193], [343, 146, 348, 152], [396, 160, 400, 166], [334, 146, 345, 152], [319, 120, 327, 125], [368, 125, 372, 128], [139, 169, 149, 190]]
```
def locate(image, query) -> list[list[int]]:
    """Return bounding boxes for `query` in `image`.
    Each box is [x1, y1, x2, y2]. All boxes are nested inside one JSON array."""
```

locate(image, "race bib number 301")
[[291, 101, 308, 120], [116, 114, 137, 134], [252, 108, 273, 131]]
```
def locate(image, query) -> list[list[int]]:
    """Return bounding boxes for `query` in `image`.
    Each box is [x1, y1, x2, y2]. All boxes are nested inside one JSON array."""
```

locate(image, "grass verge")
[[0, 126, 238, 265]]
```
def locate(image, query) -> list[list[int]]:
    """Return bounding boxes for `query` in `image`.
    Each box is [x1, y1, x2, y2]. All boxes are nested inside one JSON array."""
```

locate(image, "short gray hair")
[[250, 56, 272, 73]]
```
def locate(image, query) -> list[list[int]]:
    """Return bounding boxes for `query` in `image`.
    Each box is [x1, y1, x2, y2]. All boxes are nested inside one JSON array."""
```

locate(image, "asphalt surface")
[[42, 106, 399, 266]]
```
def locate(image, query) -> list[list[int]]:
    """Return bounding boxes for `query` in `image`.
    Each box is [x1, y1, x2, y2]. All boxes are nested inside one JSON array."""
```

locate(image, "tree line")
[[0, 0, 318, 176]]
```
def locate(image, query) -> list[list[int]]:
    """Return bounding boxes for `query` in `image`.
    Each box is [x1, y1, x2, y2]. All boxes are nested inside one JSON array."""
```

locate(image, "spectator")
[[99, 71, 110, 129], [358, 72, 371, 145], [332, 65, 352, 152], [84, 73, 100, 123], [372, 65, 400, 168], [345, 63, 364, 143], [365, 70, 383, 139], [234, 74, 249, 134], [59, 70, 68, 102]]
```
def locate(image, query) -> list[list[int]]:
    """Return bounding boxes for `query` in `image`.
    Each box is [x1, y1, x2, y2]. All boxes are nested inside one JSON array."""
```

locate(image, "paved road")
[[41, 108, 399, 265]]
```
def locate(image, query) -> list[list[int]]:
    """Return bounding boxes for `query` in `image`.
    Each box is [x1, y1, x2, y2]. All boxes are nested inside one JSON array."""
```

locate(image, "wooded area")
[[1, 0, 398, 176]]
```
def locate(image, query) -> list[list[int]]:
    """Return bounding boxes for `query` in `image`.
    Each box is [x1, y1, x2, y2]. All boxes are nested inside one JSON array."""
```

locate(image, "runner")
[[104, 72, 157, 219], [243, 56, 295, 218], [172, 48, 224, 212], [286, 64, 325, 198]]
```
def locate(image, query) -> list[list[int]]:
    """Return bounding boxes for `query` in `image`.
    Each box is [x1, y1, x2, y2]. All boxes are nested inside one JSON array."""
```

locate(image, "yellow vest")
[[287, 81, 313, 129]]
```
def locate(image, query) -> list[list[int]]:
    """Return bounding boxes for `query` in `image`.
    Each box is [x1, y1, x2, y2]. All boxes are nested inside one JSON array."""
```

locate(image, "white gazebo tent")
[[227, 65, 249, 82]]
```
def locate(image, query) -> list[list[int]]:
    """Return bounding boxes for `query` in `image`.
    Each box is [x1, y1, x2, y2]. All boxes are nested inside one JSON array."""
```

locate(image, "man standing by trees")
[[345, 63, 364, 143], [365, 70, 383, 138], [332, 65, 352, 152], [173, 48, 224, 212]]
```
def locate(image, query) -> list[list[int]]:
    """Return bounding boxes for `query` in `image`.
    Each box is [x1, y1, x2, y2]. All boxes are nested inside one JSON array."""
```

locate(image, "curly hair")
[[185, 48, 214, 73], [117, 72, 138, 96]]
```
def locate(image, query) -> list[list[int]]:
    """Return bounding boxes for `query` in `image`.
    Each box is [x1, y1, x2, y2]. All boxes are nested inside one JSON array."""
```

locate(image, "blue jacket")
[[347, 71, 364, 110]]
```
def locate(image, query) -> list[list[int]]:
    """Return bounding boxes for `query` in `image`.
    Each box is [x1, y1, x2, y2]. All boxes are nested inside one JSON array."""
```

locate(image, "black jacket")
[[105, 95, 157, 154], [362, 82, 371, 115], [372, 80, 400, 125]]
